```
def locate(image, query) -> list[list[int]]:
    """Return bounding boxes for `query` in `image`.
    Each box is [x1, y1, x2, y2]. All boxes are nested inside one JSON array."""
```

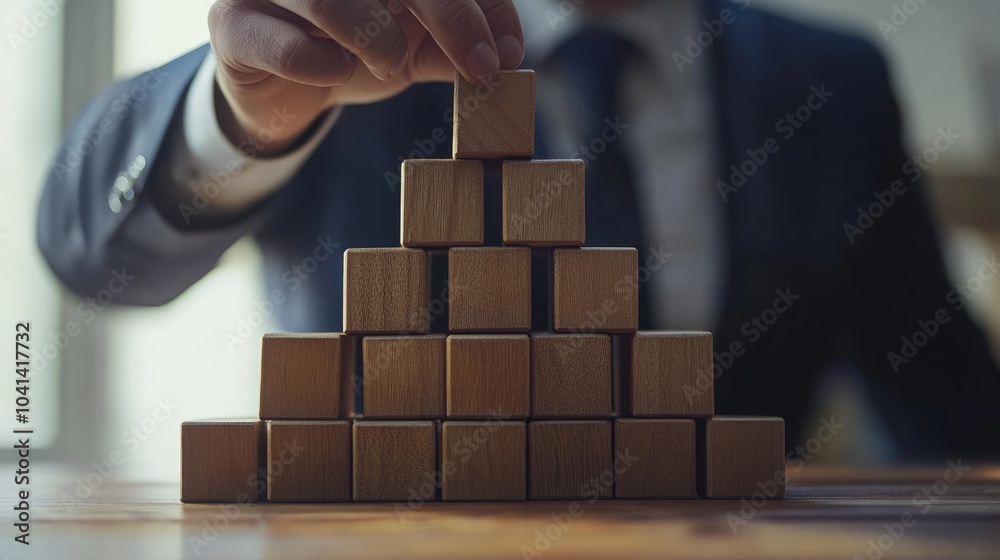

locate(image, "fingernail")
[[365, 61, 390, 81], [495, 35, 524, 68], [389, 51, 408, 79], [465, 41, 500, 83]]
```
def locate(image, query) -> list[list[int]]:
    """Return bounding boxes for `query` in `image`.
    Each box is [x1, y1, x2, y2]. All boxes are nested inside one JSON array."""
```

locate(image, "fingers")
[[475, 0, 523, 69], [210, 2, 357, 86], [271, 0, 410, 81], [401, 0, 500, 83]]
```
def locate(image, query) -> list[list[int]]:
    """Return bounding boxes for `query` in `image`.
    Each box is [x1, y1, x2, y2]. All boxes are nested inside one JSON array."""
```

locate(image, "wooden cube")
[[528, 421, 612, 500], [441, 421, 526, 501], [353, 421, 437, 502], [266, 421, 351, 502], [453, 70, 535, 159], [531, 334, 611, 418], [259, 333, 354, 419], [705, 417, 786, 499], [614, 419, 696, 498], [401, 159, 484, 247], [362, 335, 445, 419], [449, 247, 531, 332], [553, 248, 638, 333], [343, 248, 428, 334], [502, 160, 585, 246], [630, 331, 714, 417], [181, 420, 263, 503], [446, 335, 530, 419]]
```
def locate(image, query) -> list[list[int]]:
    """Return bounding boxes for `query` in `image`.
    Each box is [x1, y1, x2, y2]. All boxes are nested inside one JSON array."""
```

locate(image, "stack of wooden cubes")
[[180, 70, 786, 504]]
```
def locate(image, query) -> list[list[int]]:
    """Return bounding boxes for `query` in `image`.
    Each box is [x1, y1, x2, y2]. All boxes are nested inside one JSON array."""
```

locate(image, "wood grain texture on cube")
[[528, 421, 612, 500], [553, 248, 638, 333], [343, 248, 429, 334], [260, 333, 353, 419], [631, 331, 714, 417], [266, 421, 351, 502], [446, 335, 530, 419], [531, 334, 611, 418], [181, 420, 263, 503], [705, 417, 785, 499], [453, 70, 535, 159], [362, 335, 445, 419], [615, 419, 696, 498], [353, 421, 437, 502], [441, 421, 526, 501], [449, 247, 531, 332], [401, 159, 484, 247], [502, 160, 585, 246]]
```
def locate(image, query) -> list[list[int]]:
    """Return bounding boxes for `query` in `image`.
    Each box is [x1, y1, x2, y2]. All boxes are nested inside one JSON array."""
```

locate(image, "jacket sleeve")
[[845, 47, 1000, 459], [36, 44, 272, 306]]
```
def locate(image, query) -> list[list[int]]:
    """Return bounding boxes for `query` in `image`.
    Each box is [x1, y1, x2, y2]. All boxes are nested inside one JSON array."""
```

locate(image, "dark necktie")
[[552, 28, 654, 328]]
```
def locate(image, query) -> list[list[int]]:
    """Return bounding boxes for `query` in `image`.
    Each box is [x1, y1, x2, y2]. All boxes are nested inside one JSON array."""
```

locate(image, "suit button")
[[108, 193, 123, 213], [115, 175, 135, 201]]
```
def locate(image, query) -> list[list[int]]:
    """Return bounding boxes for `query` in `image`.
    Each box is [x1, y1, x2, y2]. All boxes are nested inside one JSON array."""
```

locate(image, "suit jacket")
[[38, 0, 1000, 458]]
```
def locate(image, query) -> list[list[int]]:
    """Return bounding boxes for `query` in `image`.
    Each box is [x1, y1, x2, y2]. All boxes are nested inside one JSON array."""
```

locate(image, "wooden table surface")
[[8, 464, 1000, 560]]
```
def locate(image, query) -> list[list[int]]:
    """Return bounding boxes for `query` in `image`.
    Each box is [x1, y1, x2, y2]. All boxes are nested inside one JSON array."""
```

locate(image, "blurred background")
[[1, 0, 1000, 483]]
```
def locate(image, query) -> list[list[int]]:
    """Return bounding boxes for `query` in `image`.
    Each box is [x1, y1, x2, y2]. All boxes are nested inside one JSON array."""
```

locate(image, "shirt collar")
[[517, 0, 698, 75]]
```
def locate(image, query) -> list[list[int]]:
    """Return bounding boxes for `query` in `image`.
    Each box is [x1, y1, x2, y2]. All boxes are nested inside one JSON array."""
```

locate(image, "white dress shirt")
[[160, 0, 722, 329]]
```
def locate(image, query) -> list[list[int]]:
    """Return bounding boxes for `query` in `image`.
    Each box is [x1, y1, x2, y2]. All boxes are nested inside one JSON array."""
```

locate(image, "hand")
[[208, 0, 524, 156]]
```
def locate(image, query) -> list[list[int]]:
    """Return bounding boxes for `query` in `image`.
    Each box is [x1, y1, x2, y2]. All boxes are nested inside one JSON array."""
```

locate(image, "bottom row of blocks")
[[181, 418, 785, 503]]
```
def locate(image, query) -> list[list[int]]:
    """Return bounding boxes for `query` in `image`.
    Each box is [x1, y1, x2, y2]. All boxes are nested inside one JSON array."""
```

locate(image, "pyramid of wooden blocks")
[[180, 69, 786, 505]]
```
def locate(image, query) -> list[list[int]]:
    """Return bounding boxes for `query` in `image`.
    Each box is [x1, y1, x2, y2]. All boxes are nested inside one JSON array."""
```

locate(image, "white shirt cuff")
[[179, 51, 342, 212]]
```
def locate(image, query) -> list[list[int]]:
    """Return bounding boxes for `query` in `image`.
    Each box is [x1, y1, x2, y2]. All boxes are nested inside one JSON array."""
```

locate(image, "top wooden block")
[[343, 248, 429, 334], [502, 160, 585, 247], [259, 333, 354, 419], [401, 159, 484, 247], [453, 70, 535, 159]]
